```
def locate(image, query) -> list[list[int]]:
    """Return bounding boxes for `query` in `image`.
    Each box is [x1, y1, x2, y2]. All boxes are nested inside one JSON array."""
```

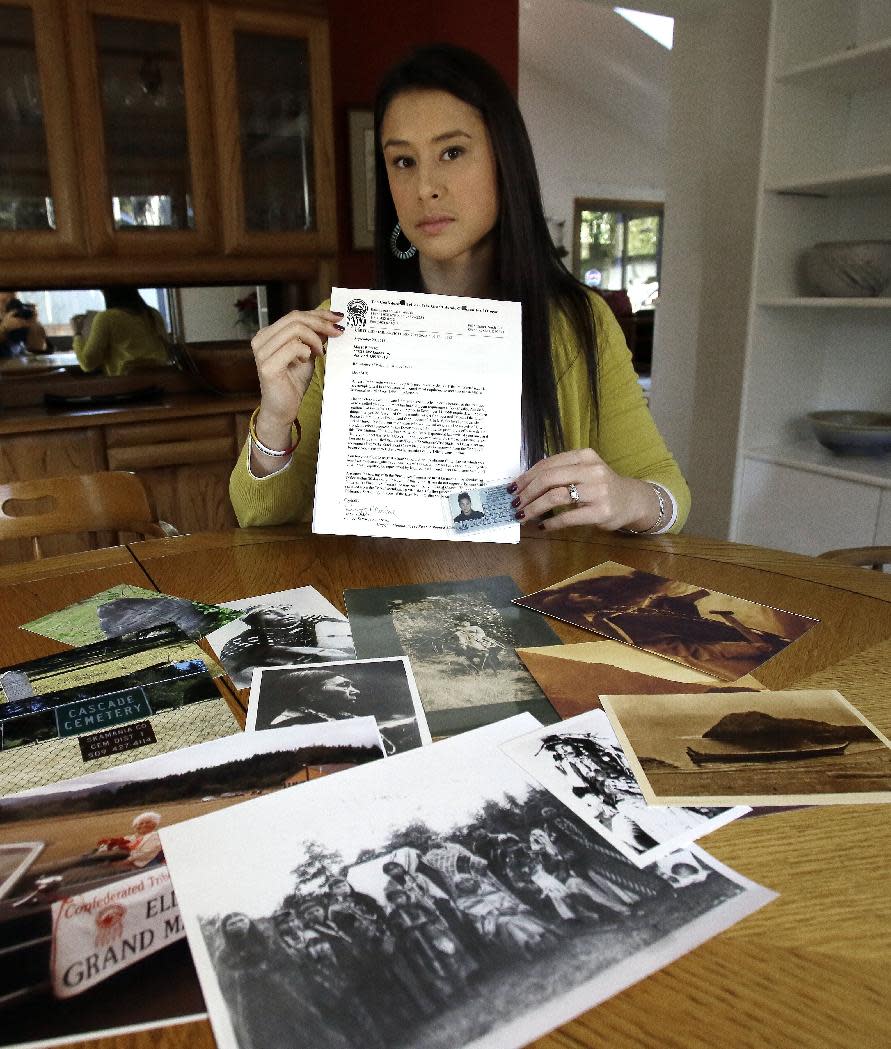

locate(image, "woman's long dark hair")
[[373, 44, 599, 465], [101, 286, 151, 313]]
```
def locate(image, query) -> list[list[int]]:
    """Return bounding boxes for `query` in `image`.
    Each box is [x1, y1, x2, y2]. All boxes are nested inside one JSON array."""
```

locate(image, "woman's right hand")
[[250, 307, 344, 465]]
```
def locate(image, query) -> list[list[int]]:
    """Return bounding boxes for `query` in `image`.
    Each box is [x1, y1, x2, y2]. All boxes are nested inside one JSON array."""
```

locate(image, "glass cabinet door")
[[0, 0, 83, 256], [69, 0, 217, 255], [208, 6, 336, 255]]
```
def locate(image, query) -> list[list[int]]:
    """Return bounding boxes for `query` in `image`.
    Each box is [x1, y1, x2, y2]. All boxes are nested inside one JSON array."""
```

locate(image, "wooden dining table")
[[1, 525, 889, 1049]]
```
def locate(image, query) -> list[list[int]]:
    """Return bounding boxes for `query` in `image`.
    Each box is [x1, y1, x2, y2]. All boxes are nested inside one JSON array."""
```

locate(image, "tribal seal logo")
[[345, 298, 368, 329], [94, 904, 126, 948]]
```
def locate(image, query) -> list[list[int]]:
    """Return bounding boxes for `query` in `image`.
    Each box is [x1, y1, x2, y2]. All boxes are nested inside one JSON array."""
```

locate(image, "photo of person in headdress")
[[220, 606, 355, 690]]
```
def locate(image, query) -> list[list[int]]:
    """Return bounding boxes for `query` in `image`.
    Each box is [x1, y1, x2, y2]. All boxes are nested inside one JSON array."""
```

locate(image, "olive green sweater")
[[229, 294, 690, 531]]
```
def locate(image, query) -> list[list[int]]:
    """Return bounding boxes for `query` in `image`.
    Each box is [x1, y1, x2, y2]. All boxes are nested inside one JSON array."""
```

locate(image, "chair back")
[[817, 546, 891, 572], [0, 471, 168, 559]]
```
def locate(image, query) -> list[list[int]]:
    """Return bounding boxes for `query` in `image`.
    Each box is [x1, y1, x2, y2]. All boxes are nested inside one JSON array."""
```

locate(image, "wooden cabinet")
[[67, 0, 219, 258], [732, 0, 891, 555], [0, 398, 253, 565], [0, 0, 84, 258], [0, 0, 336, 286], [207, 4, 336, 257]]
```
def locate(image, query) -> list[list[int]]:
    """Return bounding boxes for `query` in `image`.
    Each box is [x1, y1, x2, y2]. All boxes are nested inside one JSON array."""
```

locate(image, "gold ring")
[[567, 483, 580, 504]]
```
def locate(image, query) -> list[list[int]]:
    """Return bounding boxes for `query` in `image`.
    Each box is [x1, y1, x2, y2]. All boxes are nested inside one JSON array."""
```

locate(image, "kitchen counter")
[[0, 393, 257, 564], [0, 392, 257, 435]]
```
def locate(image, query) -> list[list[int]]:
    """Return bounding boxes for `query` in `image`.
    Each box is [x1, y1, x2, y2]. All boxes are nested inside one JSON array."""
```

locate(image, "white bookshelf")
[[757, 297, 891, 308], [775, 35, 891, 92], [732, 0, 891, 556]]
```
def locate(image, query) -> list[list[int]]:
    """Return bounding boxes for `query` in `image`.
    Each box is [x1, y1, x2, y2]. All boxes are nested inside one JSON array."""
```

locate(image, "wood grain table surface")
[[3, 526, 889, 1049]]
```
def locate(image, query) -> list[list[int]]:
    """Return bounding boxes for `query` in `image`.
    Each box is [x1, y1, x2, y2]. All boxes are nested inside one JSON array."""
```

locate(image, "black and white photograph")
[[500, 711, 748, 867], [161, 716, 775, 1049], [345, 577, 561, 736], [0, 720, 384, 1049], [205, 587, 356, 692], [445, 485, 515, 534], [246, 657, 431, 755], [22, 584, 242, 646]]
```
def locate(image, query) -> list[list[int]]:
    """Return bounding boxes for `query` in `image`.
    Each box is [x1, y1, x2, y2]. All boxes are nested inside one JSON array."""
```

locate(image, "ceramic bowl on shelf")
[[807, 410, 891, 456], [800, 241, 891, 297]]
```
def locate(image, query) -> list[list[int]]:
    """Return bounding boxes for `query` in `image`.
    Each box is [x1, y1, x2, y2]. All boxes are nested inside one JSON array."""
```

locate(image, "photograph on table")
[[0, 622, 224, 705], [501, 711, 748, 867], [205, 586, 356, 692], [0, 719, 384, 1049], [0, 624, 239, 796], [345, 577, 561, 736], [601, 689, 891, 806], [514, 561, 818, 681], [21, 583, 242, 646], [246, 657, 430, 756], [0, 656, 220, 749], [516, 640, 764, 719], [160, 715, 774, 1049]]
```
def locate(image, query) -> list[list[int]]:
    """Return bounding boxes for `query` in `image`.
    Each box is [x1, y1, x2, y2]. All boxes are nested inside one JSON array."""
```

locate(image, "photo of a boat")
[[686, 742, 849, 765]]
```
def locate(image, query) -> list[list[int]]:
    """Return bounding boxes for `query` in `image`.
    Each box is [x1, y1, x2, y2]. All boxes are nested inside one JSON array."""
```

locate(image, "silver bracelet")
[[624, 482, 669, 535]]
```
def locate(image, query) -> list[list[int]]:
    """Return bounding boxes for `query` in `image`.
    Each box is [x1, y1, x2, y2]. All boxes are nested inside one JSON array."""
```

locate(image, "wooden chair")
[[0, 471, 179, 560], [818, 546, 891, 572]]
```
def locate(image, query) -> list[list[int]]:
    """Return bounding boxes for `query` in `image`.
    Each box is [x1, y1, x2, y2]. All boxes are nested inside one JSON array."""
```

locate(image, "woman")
[[73, 286, 170, 376], [230, 45, 689, 534]]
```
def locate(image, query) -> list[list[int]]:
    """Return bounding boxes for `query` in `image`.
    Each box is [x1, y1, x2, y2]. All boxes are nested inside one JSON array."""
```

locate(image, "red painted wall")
[[328, 0, 519, 288]]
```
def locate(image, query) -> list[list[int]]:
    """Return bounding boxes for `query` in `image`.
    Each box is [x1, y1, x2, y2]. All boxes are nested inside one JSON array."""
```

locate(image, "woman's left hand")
[[508, 449, 661, 533]]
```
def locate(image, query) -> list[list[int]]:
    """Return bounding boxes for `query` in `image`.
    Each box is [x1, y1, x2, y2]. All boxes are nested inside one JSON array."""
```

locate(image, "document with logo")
[[313, 287, 522, 542]]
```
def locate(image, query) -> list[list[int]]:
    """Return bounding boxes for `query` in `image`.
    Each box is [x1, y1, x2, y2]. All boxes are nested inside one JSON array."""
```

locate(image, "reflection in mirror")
[[0, 281, 295, 402]]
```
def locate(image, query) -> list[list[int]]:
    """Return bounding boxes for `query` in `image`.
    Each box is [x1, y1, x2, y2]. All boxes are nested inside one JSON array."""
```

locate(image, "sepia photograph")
[[516, 640, 763, 719], [246, 657, 431, 755], [602, 689, 891, 806], [161, 716, 775, 1049], [205, 587, 356, 692], [345, 577, 561, 736], [22, 583, 241, 646], [0, 720, 384, 1049], [515, 561, 818, 681], [501, 711, 747, 867]]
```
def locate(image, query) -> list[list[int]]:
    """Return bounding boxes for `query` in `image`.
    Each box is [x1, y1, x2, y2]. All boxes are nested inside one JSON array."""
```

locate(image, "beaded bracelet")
[[248, 406, 301, 457], [623, 482, 670, 535]]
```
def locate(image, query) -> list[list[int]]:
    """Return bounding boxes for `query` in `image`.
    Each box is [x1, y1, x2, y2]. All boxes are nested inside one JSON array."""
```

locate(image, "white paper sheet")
[[313, 287, 522, 542]]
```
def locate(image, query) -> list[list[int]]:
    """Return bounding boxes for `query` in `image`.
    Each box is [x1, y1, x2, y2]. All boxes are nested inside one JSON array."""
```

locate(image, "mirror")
[[0, 283, 289, 404]]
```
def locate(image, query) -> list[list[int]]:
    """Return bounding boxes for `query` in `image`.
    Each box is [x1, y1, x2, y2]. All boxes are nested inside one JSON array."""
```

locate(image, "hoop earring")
[[390, 222, 417, 261]]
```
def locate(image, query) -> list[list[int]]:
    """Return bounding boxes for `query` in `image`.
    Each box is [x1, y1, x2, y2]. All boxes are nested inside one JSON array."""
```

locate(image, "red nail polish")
[[510, 496, 521, 508], [332, 311, 344, 317], [333, 323, 345, 332], [515, 510, 525, 520], [506, 483, 518, 493]]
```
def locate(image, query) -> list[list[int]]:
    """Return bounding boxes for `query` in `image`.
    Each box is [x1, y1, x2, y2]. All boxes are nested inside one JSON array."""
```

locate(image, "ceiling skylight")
[[614, 7, 675, 49]]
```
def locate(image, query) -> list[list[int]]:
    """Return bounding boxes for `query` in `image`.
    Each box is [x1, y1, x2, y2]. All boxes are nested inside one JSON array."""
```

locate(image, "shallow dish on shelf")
[[800, 241, 891, 297], [807, 410, 891, 456]]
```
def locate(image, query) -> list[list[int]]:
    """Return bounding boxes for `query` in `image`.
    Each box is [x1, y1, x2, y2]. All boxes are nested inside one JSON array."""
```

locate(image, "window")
[[573, 199, 663, 312]]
